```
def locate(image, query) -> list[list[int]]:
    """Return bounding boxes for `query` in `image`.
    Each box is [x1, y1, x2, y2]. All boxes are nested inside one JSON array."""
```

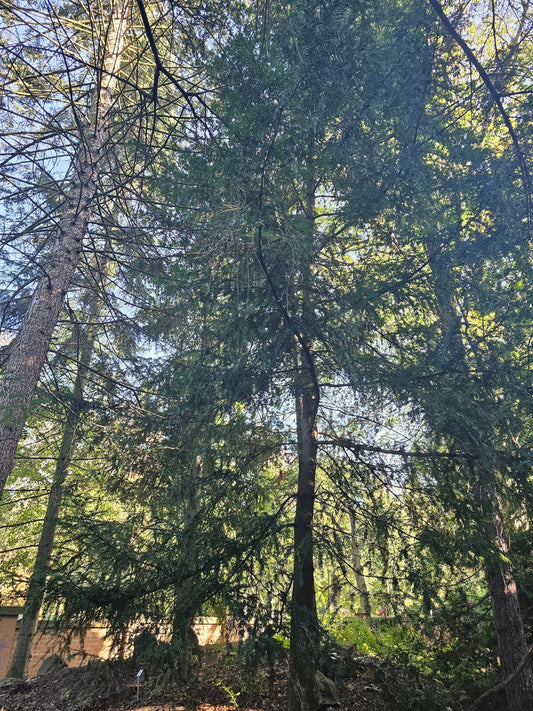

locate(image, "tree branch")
[[134, 0, 214, 124], [323, 437, 476, 460], [427, 0, 531, 227], [470, 644, 533, 708]]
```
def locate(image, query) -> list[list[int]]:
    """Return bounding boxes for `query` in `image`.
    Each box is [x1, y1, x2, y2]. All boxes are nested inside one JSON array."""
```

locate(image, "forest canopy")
[[0, 0, 532, 710]]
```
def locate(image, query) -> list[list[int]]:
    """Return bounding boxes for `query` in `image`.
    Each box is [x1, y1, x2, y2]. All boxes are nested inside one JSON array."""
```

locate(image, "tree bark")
[[289, 353, 320, 711], [0, 0, 128, 503], [288, 177, 320, 711], [7, 299, 99, 678], [477, 483, 533, 711]]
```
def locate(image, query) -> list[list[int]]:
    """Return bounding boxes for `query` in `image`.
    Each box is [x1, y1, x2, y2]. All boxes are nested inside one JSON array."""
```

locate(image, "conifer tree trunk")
[[171, 456, 203, 671], [480, 497, 532, 711], [0, 0, 129, 503], [289, 354, 320, 711], [349, 512, 371, 619], [7, 302, 99, 678], [477, 482, 533, 711], [288, 178, 320, 711], [427, 242, 533, 711]]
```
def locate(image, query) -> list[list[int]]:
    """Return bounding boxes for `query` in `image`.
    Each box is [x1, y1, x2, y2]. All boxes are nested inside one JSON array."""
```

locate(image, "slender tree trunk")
[[7, 303, 99, 678], [349, 512, 371, 619], [0, 0, 128, 502], [289, 353, 320, 711], [289, 177, 320, 711], [171, 456, 203, 671]]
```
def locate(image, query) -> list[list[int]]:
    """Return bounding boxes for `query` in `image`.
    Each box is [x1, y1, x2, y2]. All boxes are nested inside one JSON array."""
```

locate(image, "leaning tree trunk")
[[288, 176, 321, 711], [7, 292, 101, 678], [7, 309, 98, 679], [0, 0, 128, 503], [427, 239, 533, 711]]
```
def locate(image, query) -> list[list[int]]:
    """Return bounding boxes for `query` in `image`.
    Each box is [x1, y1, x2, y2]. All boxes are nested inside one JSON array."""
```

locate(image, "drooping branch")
[[322, 438, 476, 460]]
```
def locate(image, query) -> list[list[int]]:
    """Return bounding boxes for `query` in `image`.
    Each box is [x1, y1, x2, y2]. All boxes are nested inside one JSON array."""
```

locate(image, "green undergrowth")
[[328, 616, 469, 709]]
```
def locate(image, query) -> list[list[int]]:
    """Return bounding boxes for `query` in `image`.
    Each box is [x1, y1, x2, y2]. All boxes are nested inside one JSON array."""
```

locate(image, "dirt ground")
[[0, 646, 463, 711]]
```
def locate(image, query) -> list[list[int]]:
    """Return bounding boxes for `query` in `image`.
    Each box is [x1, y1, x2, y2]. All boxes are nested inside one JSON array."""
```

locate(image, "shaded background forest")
[[0, 0, 532, 709]]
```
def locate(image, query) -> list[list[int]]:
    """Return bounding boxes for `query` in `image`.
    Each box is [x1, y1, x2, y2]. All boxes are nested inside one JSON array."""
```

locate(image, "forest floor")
[[0, 645, 467, 711]]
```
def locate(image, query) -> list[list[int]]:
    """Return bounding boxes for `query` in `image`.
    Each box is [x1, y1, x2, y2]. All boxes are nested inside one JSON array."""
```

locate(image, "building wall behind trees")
[[0, 608, 223, 677]]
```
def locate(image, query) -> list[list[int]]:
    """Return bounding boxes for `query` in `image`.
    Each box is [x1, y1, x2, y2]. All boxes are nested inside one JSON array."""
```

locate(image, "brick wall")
[[0, 611, 18, 678], [27, 623, 114, 677], [0, 608, 223, 678]]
